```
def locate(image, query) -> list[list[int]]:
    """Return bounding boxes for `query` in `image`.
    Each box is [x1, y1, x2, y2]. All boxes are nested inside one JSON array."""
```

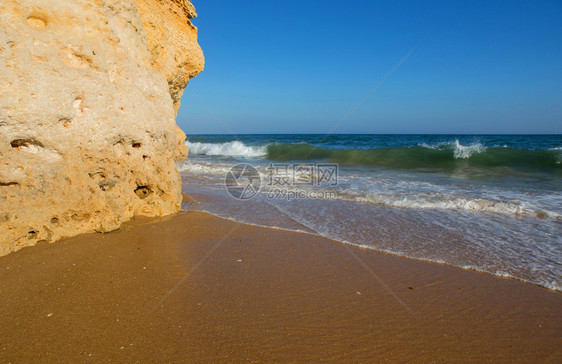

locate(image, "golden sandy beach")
[[1, 208, 560, 362]]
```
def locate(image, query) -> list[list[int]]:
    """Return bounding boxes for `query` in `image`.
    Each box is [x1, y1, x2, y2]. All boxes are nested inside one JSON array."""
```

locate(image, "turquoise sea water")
[[178, 134, 561, 291]]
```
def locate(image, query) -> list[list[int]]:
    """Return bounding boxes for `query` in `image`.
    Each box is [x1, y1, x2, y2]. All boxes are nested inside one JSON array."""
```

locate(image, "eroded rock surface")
[[0, 0, 204, 255]]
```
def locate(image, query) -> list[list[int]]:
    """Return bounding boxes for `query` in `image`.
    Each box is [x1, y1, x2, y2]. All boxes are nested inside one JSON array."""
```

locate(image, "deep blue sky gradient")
[[177, 0, 562, 134]]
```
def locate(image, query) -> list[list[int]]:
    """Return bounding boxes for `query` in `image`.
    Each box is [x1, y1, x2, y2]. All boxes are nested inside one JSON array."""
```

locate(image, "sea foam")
[[186, 140, 267, 157], [419, 139, 487, 159], [351, 194, 560, 219], [452, 140, 487, 159]]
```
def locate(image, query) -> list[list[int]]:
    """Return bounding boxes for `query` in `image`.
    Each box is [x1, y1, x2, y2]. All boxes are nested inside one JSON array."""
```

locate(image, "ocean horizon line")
[[187, 132, 562, 136]]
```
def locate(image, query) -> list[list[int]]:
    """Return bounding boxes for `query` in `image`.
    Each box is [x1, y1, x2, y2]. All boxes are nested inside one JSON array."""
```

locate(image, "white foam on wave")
[[453, 140, 486, 159], [418, 141, 448, 149], [551, 147, 562, 164], [186, 140, 267, 157], [350, 193, 561, 219], [418, 139, 487, 159], [177, 160, 234, 175]]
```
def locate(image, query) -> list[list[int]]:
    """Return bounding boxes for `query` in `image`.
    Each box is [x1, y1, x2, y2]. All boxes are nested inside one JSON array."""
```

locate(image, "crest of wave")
[[452, 140, 487, 159], [186, 141, 267, 157], [418, 140, 487, 159]]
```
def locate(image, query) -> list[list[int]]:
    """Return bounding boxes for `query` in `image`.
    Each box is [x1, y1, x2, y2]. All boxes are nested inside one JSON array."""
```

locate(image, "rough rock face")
[[0, 0, 204, 255]]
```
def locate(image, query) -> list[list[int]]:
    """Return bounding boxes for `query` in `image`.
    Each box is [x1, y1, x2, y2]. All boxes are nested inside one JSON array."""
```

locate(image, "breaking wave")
[[186, 141, 267, 158], [265, 141, 561, 173], [349, 194, 560, 219]]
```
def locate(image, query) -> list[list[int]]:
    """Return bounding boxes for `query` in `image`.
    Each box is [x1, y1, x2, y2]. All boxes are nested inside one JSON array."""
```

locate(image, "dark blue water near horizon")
[[187, 133, 562, 150]]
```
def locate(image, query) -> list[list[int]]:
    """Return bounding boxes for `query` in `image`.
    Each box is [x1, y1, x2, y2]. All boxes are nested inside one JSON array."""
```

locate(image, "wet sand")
[[0, 210, 560, 362]]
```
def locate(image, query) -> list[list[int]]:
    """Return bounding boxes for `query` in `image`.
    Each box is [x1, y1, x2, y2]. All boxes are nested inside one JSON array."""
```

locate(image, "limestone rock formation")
[[0, 0, 204, 255]]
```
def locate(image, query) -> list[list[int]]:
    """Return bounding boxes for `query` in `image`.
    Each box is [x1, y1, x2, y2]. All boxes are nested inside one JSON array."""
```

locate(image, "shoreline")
[[187, 204, 562, 293], [1, 208, 561, 361]]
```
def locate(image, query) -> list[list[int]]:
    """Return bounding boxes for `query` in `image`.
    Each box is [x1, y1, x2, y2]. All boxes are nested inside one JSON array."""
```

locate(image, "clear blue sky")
[[177, 0, 562, 134]]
